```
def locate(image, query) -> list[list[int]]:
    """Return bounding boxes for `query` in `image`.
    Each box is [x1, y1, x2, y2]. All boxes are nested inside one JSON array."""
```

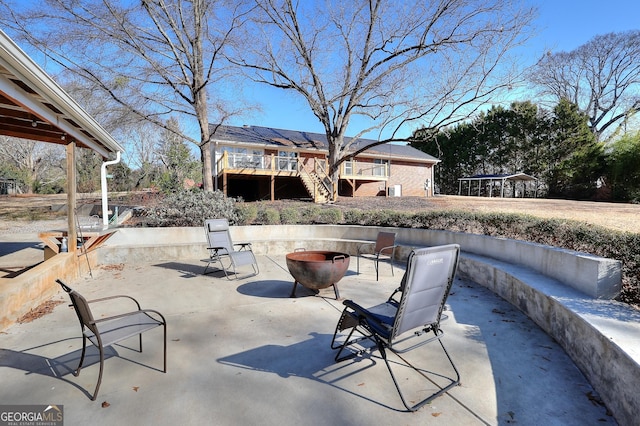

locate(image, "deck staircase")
[[299, 170, 332, 203]]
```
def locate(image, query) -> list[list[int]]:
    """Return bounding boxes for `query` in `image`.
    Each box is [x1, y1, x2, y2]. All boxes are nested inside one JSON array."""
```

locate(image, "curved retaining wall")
[[97, 224, 637, 425], [101, 224, 621, 299]]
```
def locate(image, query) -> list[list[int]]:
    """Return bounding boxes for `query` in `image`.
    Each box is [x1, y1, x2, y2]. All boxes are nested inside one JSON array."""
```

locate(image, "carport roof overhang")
[[458, 173, 537, 182], [0, 29, 124, 157]]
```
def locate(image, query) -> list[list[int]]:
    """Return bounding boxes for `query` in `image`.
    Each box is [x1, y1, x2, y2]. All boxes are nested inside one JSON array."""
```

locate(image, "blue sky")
[[535, 0, 639, 51], [7, 0, 638, 144], [229, 0, 640, 139]]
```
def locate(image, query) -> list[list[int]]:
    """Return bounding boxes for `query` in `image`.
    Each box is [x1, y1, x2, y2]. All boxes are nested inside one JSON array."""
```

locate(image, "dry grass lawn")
[[1, 193, 639, 234], [333, 195, 640, 234]]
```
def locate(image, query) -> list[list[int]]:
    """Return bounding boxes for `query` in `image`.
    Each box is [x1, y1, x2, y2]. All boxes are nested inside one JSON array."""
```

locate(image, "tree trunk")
[[201, 141, 213, 191], [192, 3, 213, 193], [327, 135, 342, 201]]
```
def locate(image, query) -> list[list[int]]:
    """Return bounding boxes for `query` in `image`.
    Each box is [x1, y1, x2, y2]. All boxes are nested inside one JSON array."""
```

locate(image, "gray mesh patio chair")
[[331, 244, 460, 411], [203, 218, 259, 279], [356, 231, 398, 281], [56, 279, 166, 401]]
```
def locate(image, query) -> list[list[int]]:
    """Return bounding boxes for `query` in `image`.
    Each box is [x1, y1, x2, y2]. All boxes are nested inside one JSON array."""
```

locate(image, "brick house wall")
[[349, 159, 433, 197], [212, 124, 439, 200], [388, 160, 433, 196]]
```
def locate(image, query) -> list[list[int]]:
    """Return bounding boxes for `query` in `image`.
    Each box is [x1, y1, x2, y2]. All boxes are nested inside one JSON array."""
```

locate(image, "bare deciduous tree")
[[2, 0, 253, 191], [531, 30, 640, 142], [233, 0, 535, 199], [0, 136, 65, 193]]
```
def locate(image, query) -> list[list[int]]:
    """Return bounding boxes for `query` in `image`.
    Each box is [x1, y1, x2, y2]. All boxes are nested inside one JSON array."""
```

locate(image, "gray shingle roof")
[[210, 124, 438, 162]]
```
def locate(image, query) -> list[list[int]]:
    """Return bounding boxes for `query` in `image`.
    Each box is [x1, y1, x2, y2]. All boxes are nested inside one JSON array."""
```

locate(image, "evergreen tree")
[[607, 131, 640, 202], [411, 99, 604, 198], [548, 99, 603, 198]]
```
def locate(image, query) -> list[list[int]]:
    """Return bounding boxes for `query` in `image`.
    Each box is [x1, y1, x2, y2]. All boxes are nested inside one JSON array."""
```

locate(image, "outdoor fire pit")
[[285, 250, 350, 299]]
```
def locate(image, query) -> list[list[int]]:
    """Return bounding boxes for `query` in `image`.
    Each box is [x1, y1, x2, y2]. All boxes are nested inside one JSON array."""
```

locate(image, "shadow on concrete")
[[1, 336, 166, 400], [0, 241, 41, 257], [0, 339, 117, 399], [152, 261, 205, 278], [236, 279, 345, 299], [217, 331, 403, 412], [0, 241, 44, 277], [236, 279, 299, 298], [449, 281, 611, 425], [0, 262, 42, 278]]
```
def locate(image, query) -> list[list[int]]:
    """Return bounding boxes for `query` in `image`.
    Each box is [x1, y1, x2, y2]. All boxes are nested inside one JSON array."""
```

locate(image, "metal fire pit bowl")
[[285, 250, 350, 299]]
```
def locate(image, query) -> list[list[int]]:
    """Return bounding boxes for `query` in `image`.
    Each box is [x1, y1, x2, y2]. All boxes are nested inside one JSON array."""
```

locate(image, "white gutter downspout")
[[101, 151, 121, 229]]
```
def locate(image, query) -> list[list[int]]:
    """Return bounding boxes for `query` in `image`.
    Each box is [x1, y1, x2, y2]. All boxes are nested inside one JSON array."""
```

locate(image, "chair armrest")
[[357, 242, 374, 255], [86, 294, 142, 310], [234, 242, 252, 250], [207, 246, 230, 254], [388, 287, 402, 303], [343, 299, 368, 315], [93, 308, 166, 325], [343, 300, 387, 329], [378, 244, 398, 254]]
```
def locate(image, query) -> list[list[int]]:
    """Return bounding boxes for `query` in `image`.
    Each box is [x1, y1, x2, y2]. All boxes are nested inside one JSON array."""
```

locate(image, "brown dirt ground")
[[1, 193, 639, 234]]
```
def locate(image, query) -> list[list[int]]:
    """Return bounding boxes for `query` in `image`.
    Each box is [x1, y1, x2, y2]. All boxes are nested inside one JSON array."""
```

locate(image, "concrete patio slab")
[[0, 254, 614, 425]]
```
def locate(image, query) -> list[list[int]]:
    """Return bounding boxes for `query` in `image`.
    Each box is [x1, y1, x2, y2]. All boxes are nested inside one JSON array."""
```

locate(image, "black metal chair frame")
[[331, 245, 461, 411], [57, 279, 166, 401], [356, 231, 398, 281]]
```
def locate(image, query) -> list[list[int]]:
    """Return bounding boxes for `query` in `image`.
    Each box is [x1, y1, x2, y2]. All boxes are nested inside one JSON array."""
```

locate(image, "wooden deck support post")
[[66, 142, 77, 252]]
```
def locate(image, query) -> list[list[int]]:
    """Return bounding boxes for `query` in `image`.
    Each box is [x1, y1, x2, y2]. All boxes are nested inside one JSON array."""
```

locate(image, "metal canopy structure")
[[0, 29, 124, 251], [458, 173, 537, 198]]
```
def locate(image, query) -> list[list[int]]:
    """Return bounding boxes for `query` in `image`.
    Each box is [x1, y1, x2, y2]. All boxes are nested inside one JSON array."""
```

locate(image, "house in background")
[[210, 125, 439, 202]]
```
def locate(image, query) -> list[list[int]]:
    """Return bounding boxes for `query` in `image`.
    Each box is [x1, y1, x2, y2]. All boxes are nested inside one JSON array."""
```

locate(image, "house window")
[[344, 160, 353, 175], [278, 151, 298, 171], [221, 146, 264, 168], [373, 159, 388, 176]]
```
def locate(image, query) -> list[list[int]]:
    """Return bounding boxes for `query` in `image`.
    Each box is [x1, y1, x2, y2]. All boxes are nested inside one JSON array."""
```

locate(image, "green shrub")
[[280, 207, 301, 224], [316, 208, 343, 224], [143, 190, 239, 227], [236, 203, 258, 225], [377, 210, 412, 227], [299, 206, 321, 224], [256, 208, 280, 225], [342, 209, 365, 225]]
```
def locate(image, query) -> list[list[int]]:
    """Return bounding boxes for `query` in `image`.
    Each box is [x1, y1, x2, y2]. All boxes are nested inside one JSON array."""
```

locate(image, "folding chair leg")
[[163, 324, 167, 373], [375, 259, 379, 281], [332, 326, 362, 362], [378, 336, 460, 412], [91, 345, 105, 401], [333, 327, 371, 362], [74, 335, 87, 377], [204, 258, 233, 279], [374, 258, 393, 281], [331, 310, 375, 362]]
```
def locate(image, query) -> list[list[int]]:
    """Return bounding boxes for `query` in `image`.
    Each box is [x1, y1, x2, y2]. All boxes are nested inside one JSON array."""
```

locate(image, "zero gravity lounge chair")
[[331, 244, 461, 411], [203, 219, 259, 279], [56, 279, 166, 401]]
